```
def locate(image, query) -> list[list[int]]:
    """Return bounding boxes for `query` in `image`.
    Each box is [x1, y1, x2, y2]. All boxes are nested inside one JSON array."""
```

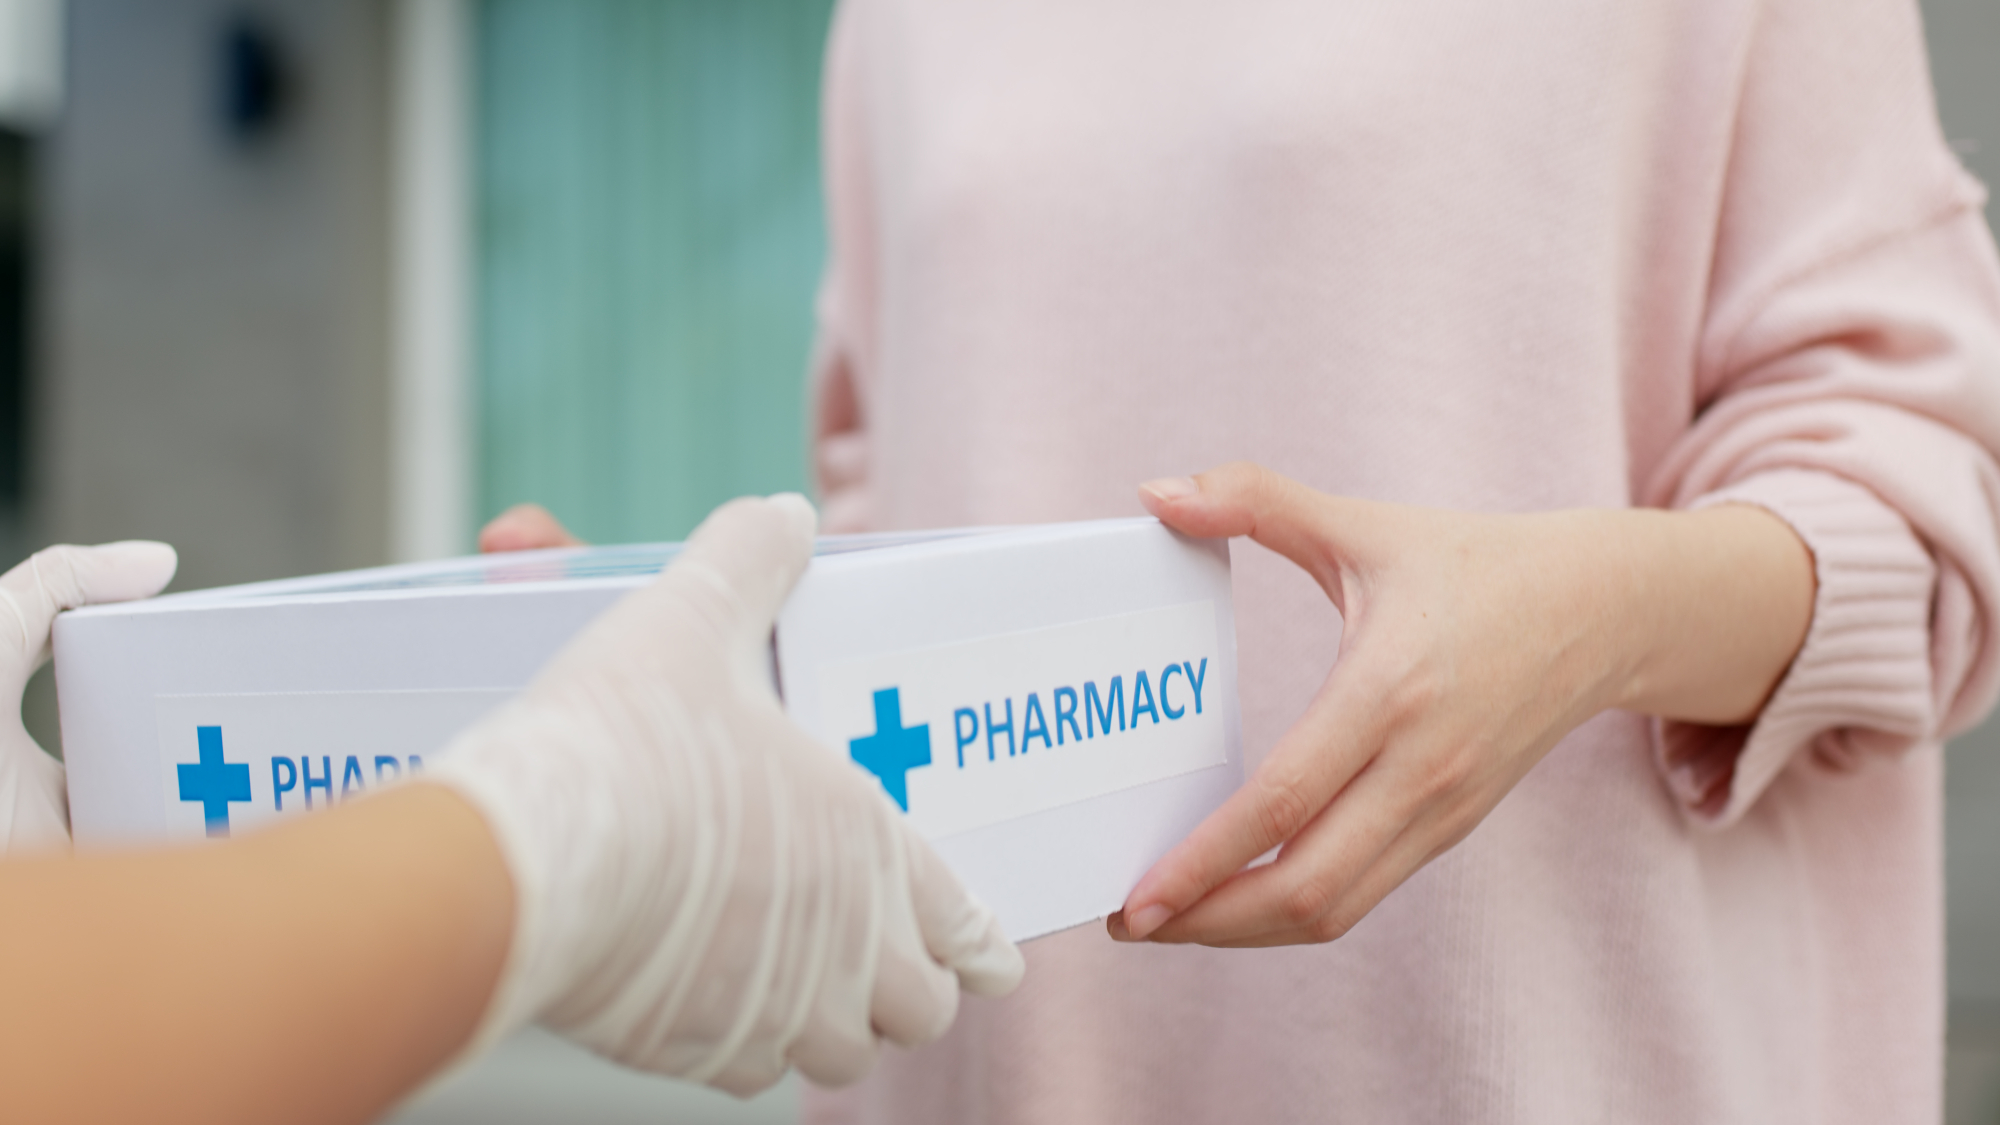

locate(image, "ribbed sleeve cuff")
[[1654, 468, 1938, 826]]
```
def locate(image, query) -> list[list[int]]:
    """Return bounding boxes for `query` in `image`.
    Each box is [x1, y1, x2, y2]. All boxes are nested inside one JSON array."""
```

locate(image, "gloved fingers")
[[666, 493, 817, 639], [0, 732, 70, 852], [706, 1047, 797, 1100], [868, 920, 962, 1047], [786, 1003, 882, 1088], [901, 823, 1026, 997], [0, 542, 178, 668]]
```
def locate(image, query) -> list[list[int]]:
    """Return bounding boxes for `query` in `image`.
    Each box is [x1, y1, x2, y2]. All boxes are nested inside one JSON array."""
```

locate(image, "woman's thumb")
[[1138, 462, 1340, 576]]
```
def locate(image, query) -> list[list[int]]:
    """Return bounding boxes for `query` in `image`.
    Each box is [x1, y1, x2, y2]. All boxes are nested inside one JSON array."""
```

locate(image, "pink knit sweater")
[[803, 0, 2000, 1121]]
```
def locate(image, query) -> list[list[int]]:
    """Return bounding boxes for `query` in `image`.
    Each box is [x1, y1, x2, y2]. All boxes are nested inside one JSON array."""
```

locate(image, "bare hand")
[[478, 503, 584, 553], [1110, 462, 1813, 947]]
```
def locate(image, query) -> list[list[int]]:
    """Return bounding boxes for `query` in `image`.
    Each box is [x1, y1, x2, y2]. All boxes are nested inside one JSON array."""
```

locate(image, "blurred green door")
[[474, 0, 834, 543]]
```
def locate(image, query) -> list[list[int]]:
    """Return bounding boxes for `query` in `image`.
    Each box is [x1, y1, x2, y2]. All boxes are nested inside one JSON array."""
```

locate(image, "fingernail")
[[1125, 903, 1172, 940], [1140, 477, 1199, 503]]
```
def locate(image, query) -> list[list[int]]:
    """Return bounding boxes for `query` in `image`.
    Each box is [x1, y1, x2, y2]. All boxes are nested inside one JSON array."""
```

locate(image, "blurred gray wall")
[[39, 0, 392, 593], [1928, 0, 2000, 231], [1929, 0, 2000, 1008], [1927, 1, 2000, 1118]]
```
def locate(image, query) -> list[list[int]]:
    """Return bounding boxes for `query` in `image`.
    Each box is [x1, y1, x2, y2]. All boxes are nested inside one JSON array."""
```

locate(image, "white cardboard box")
[[55, 518, 1243, 941]]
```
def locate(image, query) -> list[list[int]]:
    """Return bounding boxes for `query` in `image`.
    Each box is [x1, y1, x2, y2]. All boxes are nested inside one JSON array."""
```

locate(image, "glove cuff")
[[421, 704, 584, 1065]]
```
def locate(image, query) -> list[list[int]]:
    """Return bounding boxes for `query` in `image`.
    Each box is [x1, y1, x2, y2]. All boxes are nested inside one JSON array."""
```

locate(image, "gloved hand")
[[0, 542, 179, 852], [431, 494, 1023, 1094]]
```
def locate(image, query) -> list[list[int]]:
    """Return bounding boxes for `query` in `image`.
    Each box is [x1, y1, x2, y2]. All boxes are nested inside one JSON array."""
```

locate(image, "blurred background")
[[0, 1, 1993, 1122]]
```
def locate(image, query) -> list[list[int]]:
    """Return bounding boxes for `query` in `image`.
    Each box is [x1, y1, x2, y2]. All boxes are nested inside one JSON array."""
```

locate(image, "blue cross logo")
[[178, 726, 252, 837], [849, 688, 931, 812]]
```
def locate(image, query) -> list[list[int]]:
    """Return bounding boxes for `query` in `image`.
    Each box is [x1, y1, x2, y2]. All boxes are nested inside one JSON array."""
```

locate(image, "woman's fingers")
[[1170, 786, 1468, 948], [478, 503, 586, 553], [1196, 817, 1461, 948], [1147, 730, 1497, 947], [1116, 666, 1388, 939], [1133, 751, 1417, 945], [1122, 463, 1609, 950], [1139, 462, 1364, 591]]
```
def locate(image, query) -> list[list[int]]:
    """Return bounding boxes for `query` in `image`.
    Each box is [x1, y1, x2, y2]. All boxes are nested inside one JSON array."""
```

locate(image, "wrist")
[[1531, 508, 1670, 721], [1600, 504, 1815, 724]]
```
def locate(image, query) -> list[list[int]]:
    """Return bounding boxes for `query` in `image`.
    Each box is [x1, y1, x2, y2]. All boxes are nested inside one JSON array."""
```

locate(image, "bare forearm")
[[0, 785, 513, 1125], [1595, 504, 1817, 725]]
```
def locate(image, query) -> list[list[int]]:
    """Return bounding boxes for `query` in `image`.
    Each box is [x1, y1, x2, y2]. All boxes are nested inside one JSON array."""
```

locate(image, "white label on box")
[[155, 690, 514, 838], [813, 600, 1226, 841]]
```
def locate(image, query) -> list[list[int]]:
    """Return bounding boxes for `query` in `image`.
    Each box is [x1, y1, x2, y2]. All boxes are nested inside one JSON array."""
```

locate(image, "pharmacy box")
[[54, 517, 1243, 941]]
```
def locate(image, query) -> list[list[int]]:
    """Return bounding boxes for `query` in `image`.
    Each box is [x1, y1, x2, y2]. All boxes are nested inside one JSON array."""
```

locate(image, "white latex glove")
[[431, 494, 1024, 1094], [0, 542, 179, 852]]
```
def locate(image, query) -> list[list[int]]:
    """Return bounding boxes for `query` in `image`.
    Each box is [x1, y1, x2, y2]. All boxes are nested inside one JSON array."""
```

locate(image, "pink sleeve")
[[809, 0, 879, 535], [1644, 0, 2000, 824]]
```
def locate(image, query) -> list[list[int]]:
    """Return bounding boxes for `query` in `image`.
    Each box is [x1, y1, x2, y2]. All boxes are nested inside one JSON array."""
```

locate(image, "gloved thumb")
[[668, 493, 818, 638], [902, 822, 1026, 997], [0, 541, 175, 853], [0, 542, 178, 687]]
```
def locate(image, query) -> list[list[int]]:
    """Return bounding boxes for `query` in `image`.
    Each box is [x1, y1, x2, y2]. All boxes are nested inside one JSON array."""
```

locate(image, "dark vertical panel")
[[0, 128, 28, 514], [42, 0, 393, 589]]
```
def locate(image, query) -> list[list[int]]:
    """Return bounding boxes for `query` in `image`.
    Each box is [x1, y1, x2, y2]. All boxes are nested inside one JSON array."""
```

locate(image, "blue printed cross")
[[178, 726, 252, 837], [849, 688, 931, 812]]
